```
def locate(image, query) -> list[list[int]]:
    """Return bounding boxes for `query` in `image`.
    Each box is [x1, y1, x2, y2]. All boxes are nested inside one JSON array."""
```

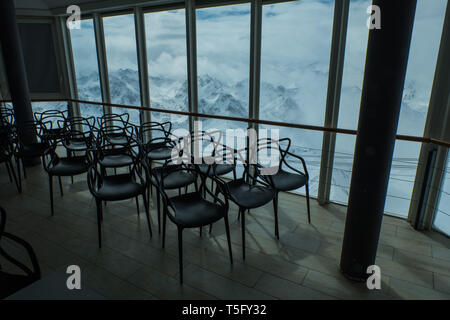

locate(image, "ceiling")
[[14, 0, 103, 10], [14, 0, 176, 14]]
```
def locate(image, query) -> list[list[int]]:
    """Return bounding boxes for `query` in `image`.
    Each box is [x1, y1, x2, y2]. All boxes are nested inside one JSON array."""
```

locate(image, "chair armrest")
[[1, 232, 41, 279]]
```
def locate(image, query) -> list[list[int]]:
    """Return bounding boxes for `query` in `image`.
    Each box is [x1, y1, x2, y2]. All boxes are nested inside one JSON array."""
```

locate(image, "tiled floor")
[[0, 162, 449, 300]]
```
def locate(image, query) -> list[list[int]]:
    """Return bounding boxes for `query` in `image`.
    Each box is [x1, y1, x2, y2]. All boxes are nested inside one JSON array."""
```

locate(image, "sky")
[[68, 0, 449, 230]]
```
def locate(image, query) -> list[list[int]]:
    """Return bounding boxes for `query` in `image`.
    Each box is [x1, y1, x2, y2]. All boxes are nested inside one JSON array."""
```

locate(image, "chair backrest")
[[97, 113, 129, 129], [87, 151, 147, 198], [139, 121, 172, 144], [34, 109, 68, 128]]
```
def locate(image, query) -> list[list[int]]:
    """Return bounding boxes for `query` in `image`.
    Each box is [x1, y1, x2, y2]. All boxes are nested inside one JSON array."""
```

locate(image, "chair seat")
[[147, 146, 172, 160], [226, 179, 275, 209], [48, 156, 89, 176], [170, 192, 226, 228], [99, 154, 133, 168], [152, 166, 196, 190], [65, 140, 88, 151], [198, 163, 234, 177], [106, 134, 128, 145], [0, 271, 38, 299], [96, 173, 144, 201], [43, 128, 65, 140], [17, 143, 47, 158], [270, 169, 308, 191]]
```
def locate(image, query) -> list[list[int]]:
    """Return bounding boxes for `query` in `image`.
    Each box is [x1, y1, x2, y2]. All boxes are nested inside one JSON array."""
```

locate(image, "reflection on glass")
[[70, 18, 103, 118], [103, 14, 141, 125], [145, 9, 189, 133]]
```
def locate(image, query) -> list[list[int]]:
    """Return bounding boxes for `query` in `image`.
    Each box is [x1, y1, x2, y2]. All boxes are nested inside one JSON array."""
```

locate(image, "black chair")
[[13, 121, 49, 193], [0, 126, 19, 192], [158, 166, 233, 284], [215, 139, 277, 260], [34, 109, 68, 144], [97, 113, 134, 146], [191, 130, 236, 182], [0, 207, 41, 299], [258, 138, 311, 224], [95, 129, 137, 171], [60, 116, 96, 154], [43, 138, 92, 216], [87, 153, 152, 248], [139, 121, 174, 169], [149, 160, 198, 234]]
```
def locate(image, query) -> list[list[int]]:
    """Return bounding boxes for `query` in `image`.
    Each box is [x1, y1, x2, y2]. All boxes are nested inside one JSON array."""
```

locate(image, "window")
[[70, 18, 103, 118], [103, 14, 141, 125], [260, 0, 334, 197], [331, 0, 447, 217], [384, 0, 447, 217], [196, 3, 250, 134], [434, 155, 450, 236], [331, 0, 370, 204], [145, 9, 189, 132]]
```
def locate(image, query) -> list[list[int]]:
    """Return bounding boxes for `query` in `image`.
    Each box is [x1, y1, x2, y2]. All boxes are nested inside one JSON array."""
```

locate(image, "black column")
[[0, 0, 37, 153], [340, 0, 417, 281]]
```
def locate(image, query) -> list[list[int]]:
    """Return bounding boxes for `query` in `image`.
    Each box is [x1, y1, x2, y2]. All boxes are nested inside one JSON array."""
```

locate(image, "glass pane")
[[196, 3, 251, 127], [103, 14, 141, 125], [145, 9, 189, 132], [70, 18, 103, 119], [260, 0, 334, 198], [385, 141, 421, 217], [260, 0, 333, 126], [399, 0, 447, 136], [332, 0, 447, 217], [434, 156, 450, 236]]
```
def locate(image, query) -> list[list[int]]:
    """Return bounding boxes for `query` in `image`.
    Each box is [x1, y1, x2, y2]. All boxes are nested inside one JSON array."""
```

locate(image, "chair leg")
[[156, 189, 161, 234], [135, 196, 140, 217], [49, 175, 54, 216], [177, 227, 184, 284], [142, 193, 152, 238], [240, 207, 246, 260], [224, 214, 233, 265], [7, 160, 19, 192], [58, 176, 64, 197], [96, 199, 102, 248], [209, 223, 213, 234], [199, 226, 202, 237], [162, 207, 167, 249], [22, 159, 27, 179], [5, 162, 12, 182], [273, 192, 279, 239], [16, 157, 22, 193], [305, 183, 311, 224]]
